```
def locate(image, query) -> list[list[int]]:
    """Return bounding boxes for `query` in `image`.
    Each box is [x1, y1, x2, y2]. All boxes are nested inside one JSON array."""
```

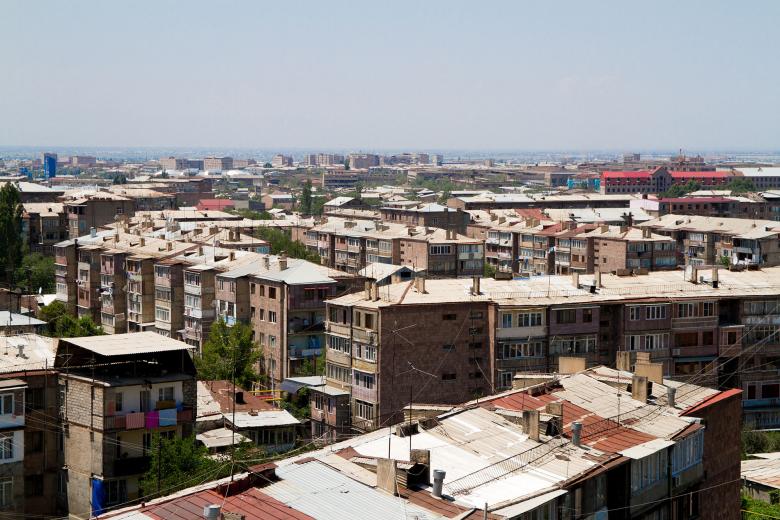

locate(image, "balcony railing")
[[104, 406, 194, 431]]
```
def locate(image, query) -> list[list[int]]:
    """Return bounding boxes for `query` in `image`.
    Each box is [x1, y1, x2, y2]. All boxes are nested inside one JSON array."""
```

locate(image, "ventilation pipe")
[[712, 267, 719, 289], [432, 469, 446, 498], [571, 421, 582, 447], [90, 227, 97, 238], [667, 386, 676, 408]]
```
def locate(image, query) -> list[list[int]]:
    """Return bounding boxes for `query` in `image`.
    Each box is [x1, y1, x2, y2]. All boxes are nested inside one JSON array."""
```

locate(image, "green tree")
[[112, 173, 128, 185], [300, 180, 313, 215], [195, 318, 261, 390], [661, 180, 701, 198], [16, 252, 55, 294], [343, 158, 350, 170], [38, 301, 105, 337], [254, 227, 321, 263], [141, 434, 221, 499], [263, 162, 272, 168], [0, 183, 23, 285], [483, 262, 497, 278], [726, 177, 756, 194]]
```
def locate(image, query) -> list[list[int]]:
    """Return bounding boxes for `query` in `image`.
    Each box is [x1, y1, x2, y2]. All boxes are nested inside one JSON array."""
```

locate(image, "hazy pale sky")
[[2, 1, 778, 150]]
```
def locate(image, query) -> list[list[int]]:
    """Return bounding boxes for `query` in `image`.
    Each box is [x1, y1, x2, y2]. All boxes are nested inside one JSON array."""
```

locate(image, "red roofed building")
[[196, 198, 236, 212], [601, 167, 734, 194]]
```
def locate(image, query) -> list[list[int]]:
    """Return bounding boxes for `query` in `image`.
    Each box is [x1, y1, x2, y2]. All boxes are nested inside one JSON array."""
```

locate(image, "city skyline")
[[3, 0, 779, 150]]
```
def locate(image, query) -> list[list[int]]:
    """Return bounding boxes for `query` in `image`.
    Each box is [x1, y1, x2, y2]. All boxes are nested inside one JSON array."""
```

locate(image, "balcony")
[[113, 456, 151, 477], [104, 407, 193, 432], [326, 322, 351, 337], [289, 320, 325, 334], [184, 307, 215, 319]]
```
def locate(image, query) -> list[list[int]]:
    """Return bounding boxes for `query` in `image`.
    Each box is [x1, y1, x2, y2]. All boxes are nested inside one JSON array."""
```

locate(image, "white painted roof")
[[60, 332, 193, 356], [227, 410, 299, 429]]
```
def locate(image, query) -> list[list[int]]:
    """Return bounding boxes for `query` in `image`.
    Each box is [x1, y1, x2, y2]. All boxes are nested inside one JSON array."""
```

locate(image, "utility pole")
[[156, 438, 162, 494]]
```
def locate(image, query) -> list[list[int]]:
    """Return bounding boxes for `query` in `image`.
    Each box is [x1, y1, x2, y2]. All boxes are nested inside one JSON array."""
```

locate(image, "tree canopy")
[[299, 180, 313, 215], [0, 183, 23, 285], [661, 180, 701, 198], [254, 227, 321, 263], [38, 300, 105, 337], [195, 318, 261, 390], [16, 252, 55, 294]]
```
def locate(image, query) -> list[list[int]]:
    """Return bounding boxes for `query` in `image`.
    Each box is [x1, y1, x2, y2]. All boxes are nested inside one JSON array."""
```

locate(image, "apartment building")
[[129, 178, 213, 207], [600, 167, 734, 194], [379, 203, 470, 233], [203, 156, 233, 171], [107, 187, 176, 212], [632, 195, 771, 220], [318, 267, 780, 432], [270, 154, 293, 168], [738, 167, 780, 190], [297, 217, 484, 277], [211, 255, 362, 384], [21, 202, 67, 255], [639, 214, 780, 267], [64, 194, 135, 239], [55, 333, 196, 518], [575, 225, 678, 274], [347, 153, 380, 170], [0, 335, 61, 517], [448, 191, 639, 211]]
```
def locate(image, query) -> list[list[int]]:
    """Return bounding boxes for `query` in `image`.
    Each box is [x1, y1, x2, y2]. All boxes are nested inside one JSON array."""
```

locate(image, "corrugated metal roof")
[[619, 439, 675, 459], [742, 458, 780, 489], [60, 332, 193, 356], [227, 410, 299, 428], [265, 460, 445, 520]]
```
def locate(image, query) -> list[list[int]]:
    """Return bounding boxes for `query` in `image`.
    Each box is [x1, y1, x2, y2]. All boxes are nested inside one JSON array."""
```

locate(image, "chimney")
[[643, 227, 651, 239], [198, 246, 204, 256], [631, 375, 649, 403], [471, 276, 481, 296], [371, 282, 380, 301], [228, 251, 236, 261], [235, 391, 245, 404], [712, 267, 719, 288], [263, 255, 270, 270], [571, 421, 582, 447], [688, 265, 699, 283], [139, 237, 145, 247], [364, 281, 372, 299], [572, 271, 579, 288], [616, 351, 631, 372], [203, 505, 221, 520], [166, 241, 173, 251], [595, 270, 602, 288], [278, 254, 287, 271], [667, 386, 677, 408], [90, 227, 97, 238], [432, 469, 446, 498], [522, 410, 540, 441], [377, 459, 399, 496], [416, 276, 426, 294]]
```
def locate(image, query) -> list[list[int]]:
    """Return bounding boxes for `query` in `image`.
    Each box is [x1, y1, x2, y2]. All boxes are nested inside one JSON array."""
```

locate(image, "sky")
[[2, 1, 778, 151]]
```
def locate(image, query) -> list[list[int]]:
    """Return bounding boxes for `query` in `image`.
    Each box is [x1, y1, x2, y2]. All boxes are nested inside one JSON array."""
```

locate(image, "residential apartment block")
[[600, 167, 733, 195], [317, 268, 780, 434], [379, 203, 470, 234], [295, 217, 484, 277], [64, 194, 135, 239], [640, 214, 780, 267], [55, 333, 196, 518]]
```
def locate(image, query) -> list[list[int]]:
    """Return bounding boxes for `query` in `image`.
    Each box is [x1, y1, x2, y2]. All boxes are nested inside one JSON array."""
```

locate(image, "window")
[[155, 306, 170, 322], [0, 435, 13, 459], [672, 430, 704, 475], [499, 341, 544, 359], [326, 363, 350, 383], [629, 306, 642, 321], [268, 287, 277, 299], [258, 309, 265, 321], [517, 312, 543, 327], [115, 392, 123, 413], [26, 431, 43, 454], [354, 372, 374, 390], [556, 309, 577, 324], [0, 478, 11, 507], [441, 373, 457, 381], [442, 344, 455, 353], [630, 450, 668, 494], [362, 345, 377, 362], [499, 372, 513, 388], [647, 305, 667, 320], [268, 311, 277, 323], [702, 301, 715, 317], [0, 394, 13, 415], [501, 313, 513, 328], [442, 313, 457, 321], [327, 336, 350, 354], [430, 245, 452, 255], [158, 386, 174, 402], [106, 480, 127, 505], [354, 400, 374, 420], [269, 336, 277, 348], [26, 388, 44, 411], [678, 303, 695, 318], [582, 308, 593, 323], [550, 335, 597, 354], [702, 331, 714, 345]]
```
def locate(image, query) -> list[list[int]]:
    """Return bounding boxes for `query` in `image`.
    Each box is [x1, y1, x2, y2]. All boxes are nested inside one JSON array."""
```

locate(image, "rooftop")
[[58, 332, 193, 357]]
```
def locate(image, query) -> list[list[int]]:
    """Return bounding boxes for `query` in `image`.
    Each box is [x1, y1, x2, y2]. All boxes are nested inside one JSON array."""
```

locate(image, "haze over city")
[[3, 0, 779, 150]]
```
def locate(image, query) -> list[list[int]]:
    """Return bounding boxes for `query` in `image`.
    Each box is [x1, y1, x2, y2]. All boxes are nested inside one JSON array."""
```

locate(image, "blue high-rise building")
[[42, 152, 57, 178]]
